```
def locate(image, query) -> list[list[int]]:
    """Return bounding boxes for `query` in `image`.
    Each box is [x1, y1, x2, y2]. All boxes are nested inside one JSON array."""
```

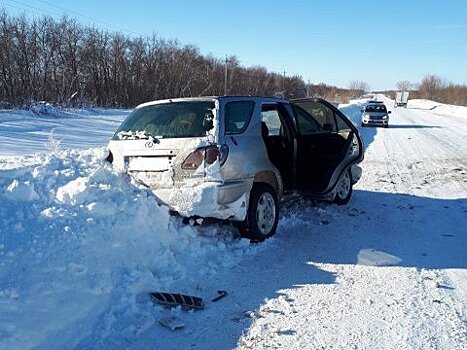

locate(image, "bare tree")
[[396, 80, 411, 92], [348, 80, 370, 98], [418, 75, 445, 101]]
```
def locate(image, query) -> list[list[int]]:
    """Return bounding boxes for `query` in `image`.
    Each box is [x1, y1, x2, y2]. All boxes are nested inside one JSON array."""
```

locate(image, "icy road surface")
[[0, 97, 466, 349]]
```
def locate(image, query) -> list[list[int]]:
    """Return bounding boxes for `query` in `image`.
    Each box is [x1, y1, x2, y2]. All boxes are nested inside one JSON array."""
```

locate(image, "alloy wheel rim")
[[256, 192, 276, 235], [337, 171, 351, 199]]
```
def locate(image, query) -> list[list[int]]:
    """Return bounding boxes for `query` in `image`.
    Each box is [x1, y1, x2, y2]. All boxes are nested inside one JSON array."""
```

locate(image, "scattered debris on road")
[[150, 292, 204, 310]]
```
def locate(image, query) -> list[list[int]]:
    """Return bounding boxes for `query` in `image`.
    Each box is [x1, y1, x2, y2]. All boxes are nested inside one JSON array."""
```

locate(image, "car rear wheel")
[[244, 183, 279, 241], [334, 168, 352, 205]]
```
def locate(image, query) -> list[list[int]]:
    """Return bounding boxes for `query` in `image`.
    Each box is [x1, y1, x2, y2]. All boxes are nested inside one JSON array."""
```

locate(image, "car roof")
[[135, 95, 290, 109]]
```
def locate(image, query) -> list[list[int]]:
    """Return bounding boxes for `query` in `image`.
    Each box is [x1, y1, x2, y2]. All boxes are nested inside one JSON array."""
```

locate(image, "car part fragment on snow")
[[149, 292, 204, 310], [230, 310, 259, 323], [159, 316, 185, 331], [212, 290, 227, 302]]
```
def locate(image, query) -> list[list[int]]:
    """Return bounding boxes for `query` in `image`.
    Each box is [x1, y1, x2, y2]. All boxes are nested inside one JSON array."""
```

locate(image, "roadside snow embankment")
[[410, 99, 467, 121], [402, 99, 467, 120], [0, 149, 255, 349]]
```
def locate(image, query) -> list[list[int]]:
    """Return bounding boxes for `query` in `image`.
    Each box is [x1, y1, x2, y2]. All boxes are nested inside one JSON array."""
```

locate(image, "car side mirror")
[[388, 111, 392, 114]]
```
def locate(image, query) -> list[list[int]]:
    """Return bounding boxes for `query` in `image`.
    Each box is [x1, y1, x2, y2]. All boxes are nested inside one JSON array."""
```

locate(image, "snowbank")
[[407, 99, 441, 110], [0, 149, 256, 349], [408, 99, 467, 119], [29, 102, 63, 117]]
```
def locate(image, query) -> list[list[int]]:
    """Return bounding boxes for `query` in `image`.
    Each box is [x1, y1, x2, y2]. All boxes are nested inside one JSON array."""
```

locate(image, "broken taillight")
[[205, 147, 220, 164], [181, 145, 229, 170], [181, 149, 204, 170]]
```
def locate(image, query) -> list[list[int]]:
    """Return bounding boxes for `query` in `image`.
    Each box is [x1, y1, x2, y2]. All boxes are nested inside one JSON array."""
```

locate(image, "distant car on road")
[[361, 102, 391, 128], [107, 96, 364, 240]]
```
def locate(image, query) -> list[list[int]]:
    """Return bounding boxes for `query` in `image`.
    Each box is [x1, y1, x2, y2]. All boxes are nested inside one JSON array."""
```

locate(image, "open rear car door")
[[290, 98, 364, 196]]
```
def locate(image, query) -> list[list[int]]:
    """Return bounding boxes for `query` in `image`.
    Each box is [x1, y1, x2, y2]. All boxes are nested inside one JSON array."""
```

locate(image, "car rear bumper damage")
[[152, 179, 253, 221]]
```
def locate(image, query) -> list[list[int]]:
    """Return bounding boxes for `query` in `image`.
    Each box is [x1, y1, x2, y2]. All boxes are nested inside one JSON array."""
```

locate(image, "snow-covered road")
[[0, 97, 466, 349], [230, 99, 467, 349]]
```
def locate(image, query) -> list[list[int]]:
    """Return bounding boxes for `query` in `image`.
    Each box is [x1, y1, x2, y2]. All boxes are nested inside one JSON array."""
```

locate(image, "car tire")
[[244, 183, 279, 241], [334, 168, 353, 205]]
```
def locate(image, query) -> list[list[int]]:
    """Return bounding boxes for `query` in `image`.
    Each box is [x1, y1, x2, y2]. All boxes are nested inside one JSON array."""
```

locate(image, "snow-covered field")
[[0, 97, 466, 349], [0, 107, 130, 157]]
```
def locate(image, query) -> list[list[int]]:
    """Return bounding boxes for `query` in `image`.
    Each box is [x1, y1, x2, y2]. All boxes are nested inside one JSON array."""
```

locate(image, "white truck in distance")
[[394, 91, 409, 107]]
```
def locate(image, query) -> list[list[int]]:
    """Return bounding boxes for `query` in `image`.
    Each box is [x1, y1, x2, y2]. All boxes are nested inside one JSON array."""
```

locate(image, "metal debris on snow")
[[159, 316, 185, 331], [149, 292, 204, 310]]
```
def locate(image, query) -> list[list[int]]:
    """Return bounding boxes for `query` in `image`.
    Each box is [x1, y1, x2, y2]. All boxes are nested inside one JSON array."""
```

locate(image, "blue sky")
[[2, 0, 467, 90]]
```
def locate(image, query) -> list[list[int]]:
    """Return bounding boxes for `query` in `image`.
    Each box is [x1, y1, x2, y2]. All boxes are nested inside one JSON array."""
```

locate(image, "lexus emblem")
[[145, 141, 154, 149]]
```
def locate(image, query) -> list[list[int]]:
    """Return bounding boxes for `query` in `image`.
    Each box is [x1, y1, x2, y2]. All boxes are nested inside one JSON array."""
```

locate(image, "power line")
[[3, 0, 61, 18], [34, 0, 140, 35], [3, 0, 142, 36]]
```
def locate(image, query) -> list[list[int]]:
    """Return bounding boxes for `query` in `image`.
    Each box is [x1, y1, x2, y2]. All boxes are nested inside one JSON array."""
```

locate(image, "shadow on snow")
[[385, 124, 441, 129], [287, 189, 467, 270], [144, 189, 466, 349]]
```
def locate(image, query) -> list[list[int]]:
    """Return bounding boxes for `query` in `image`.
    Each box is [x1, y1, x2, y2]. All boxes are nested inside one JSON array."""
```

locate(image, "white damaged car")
[[107, 96, 364, 240]]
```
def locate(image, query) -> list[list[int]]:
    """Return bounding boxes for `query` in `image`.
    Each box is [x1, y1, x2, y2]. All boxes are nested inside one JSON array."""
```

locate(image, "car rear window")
[[365, 104, 387, 113], [113, 101, 216, 139]]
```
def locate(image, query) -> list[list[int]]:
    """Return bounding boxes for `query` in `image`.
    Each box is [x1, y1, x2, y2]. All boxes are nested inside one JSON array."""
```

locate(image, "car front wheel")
[[334, 168, 353, 205], [244, 183, 279, 241]]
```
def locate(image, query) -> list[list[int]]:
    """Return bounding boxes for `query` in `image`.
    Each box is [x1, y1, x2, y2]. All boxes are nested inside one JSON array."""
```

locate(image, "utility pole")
[[282, 71, 286, 97], [224, 55, 228, 96]]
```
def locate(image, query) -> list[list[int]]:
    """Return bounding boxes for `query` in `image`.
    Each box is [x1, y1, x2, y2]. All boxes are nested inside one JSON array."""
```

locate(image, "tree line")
[[416, 75, 467, 106], [0, 11, 308, 108], [389, 77, 467, 106], [1, 11, 465, 108]]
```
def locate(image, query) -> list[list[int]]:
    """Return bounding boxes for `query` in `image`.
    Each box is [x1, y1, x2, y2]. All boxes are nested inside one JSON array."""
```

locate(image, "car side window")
[[293, 105, 322, 135], [261, 110, 281, 136], [310, 103, 337, 132], [292, 100, 337, 133], [261, 105, 288, 137], [224, 101, 255, 134], [335, 113, 351, 133]]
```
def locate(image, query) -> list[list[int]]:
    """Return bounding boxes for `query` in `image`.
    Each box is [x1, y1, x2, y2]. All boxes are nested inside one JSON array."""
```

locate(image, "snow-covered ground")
[[0, 97, 466, 349], [0, 107, 129, 157]]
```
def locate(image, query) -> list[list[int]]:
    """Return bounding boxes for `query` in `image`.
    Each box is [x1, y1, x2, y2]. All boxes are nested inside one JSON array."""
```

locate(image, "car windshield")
[[113, 101, 216, 139], [365, 104, 387, 113]]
